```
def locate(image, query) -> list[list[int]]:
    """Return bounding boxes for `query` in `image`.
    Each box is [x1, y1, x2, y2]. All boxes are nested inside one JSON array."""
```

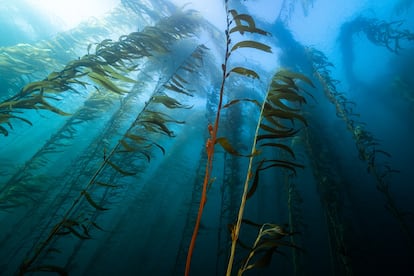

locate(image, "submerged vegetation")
[[1, 0, 413, 275]]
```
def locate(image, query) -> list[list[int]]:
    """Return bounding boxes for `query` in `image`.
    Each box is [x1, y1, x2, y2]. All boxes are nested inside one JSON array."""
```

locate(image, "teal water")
[[1, 0, 414, 275]]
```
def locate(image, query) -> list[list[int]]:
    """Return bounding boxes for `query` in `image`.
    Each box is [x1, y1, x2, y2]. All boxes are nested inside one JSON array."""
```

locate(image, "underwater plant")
[[278, 0, 316, 22], [393, 0, 414, 15], [184, 2, 274, 274], [16, 41, 209, 275], [307, 46, 414, 250], [2, 0, 414, 275], [0, 10, 202, 137], [338, 16, 414, 86], [225, 70, 313, 276], [183, 1, 315, 274]]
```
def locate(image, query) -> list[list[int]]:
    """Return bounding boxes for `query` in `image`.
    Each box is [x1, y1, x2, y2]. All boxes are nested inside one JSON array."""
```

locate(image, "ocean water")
[[1, 0, 414, 275]]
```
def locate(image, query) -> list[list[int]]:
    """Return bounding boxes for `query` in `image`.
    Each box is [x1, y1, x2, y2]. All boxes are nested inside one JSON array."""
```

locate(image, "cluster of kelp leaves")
[[1, 0, 414, 275]]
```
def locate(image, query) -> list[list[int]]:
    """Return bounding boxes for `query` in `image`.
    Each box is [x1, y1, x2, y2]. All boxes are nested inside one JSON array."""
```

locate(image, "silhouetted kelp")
[[338, 15, 414, 86], [183, 2, 315, 274], [0, 10, 202, 137], [2, 1, 413, 275], [17, 42, 209, 275], [393, 0, 414, 15], [307, 47, 414, 250], [278, 0, 316, 22]]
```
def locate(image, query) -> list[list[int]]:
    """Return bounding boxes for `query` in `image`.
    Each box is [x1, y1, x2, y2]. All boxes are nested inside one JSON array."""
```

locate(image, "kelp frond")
[[236, 222, 300, 275], [226, 69, 313, 275], [17, 41, 207, 275], [185, 4, 272, 275]]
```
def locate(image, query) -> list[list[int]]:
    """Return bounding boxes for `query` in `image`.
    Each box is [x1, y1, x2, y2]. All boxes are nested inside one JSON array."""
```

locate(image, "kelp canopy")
[[1, 0, 414, 275]]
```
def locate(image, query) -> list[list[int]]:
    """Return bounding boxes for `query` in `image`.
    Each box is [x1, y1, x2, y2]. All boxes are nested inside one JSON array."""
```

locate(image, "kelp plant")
[[338, 16, 414, 86], [17, 43, 208, 275], [184, 1, 314, 275], [307, 46, 414, 249], [226, 70, 313, 275]]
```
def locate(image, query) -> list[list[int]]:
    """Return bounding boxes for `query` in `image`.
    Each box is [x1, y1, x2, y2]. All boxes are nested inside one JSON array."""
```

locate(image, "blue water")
[[1, 0, 414, 275]]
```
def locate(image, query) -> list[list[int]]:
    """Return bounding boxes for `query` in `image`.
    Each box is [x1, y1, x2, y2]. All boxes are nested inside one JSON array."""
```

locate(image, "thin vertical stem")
[[184, 2, 231, 275], [225, 85, 270, 276]]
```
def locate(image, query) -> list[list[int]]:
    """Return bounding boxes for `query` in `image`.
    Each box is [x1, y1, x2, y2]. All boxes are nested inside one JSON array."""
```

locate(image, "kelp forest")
[[1, 0, 414, 275]]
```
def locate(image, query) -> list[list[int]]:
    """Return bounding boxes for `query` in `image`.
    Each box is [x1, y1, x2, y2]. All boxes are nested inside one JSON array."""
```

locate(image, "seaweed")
[[226, 70, 313, 275], [307, 46, 414, 249], [184, 4, 274, 275], [16, 41, 208, 275]]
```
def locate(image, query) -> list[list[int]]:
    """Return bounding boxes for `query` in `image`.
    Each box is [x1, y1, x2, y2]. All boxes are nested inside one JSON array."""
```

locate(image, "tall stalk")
[[184, 2, 232, 275], [225, 85, 269, 276]]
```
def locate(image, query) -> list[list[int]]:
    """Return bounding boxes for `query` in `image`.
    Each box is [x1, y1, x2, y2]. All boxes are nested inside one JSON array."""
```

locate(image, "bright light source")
[[25, 0, 119, 30], [170, 0, 227, 29]]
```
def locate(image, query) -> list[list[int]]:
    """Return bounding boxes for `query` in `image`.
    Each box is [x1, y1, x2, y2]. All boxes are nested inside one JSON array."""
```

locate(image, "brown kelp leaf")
[[107, 160, 136, 176], [231, 41, 272, 53], [229, 10, 270, 36], [152, 94, 192, 109], [88, 71, 128, 94], [223, 98, 261, 109], [259, 124, 299, 138], [216, 137, 256, 157], [27, 265, 68, 276], [119, 139, 136, 152], [0, 125, 9, 136], [230, 25, 269, 36], [95, 181, 118, 188], [241, 219, 262, 228], [227, 67, 260, 79], [81, 190, 108, 211], [125, 133, 149, 144], [63, 225, 91, 239], [172, 74, 189, 85], [246, 159, 265, 199], [90, 221, 105, 231], [152, 142, 166, 155], [259, 143, 295, 158], [255, 239, 301, 252], [267, 94, 305, 112], [216, 137, 243, 156], [163, 83, 193, 96], [263, 109, 308, 126], [244, 248, 275, 271], [7, 114, 33, 126], [101, 65, 137, 83], [276, 69, 315, 88], [36, 98, 72, 116], [171, 75, 185, 88], [140, 119, 174, 137], [259, 159, 305, 175], [257, 132, 298, 141]]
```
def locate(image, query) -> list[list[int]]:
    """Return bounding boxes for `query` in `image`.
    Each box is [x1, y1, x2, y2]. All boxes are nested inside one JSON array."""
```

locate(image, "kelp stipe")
[[307, 47, 414, 249], [0, 9, 201, 137], [184, 1, 272, 274], [225, 70, 313, 275], [16, 42, 208, 275], [338, 16, 414, 86], [0, 9, 202, 217], [301, 126, 355, 276]]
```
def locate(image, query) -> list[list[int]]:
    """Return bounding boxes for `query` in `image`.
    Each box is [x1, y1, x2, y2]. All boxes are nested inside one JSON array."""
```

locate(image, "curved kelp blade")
[[216, 137, 260, 157], [227, 67, 260, 79], [27, 265, 68, 276], [81, 190, 108, 211], [223, 98, 261, 109], [152, 94, 193, 109], [106, 160, 137, 176], [231, 41, 272, 53], [229, 9, 270, 36]]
